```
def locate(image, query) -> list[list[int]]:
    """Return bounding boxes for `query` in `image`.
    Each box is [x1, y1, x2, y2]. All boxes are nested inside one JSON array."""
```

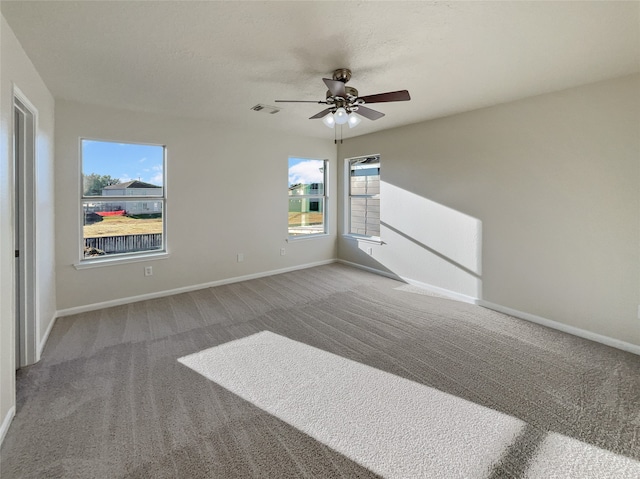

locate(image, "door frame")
[[13, 87, 38, 368]]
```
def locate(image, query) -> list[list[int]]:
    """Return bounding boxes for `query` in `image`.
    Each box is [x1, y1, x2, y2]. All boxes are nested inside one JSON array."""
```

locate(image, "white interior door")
[[14, 105, 23, 369]]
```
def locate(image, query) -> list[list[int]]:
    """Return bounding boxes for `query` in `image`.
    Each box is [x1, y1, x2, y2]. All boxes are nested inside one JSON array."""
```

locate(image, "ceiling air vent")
[[250, 104, 281, 114]]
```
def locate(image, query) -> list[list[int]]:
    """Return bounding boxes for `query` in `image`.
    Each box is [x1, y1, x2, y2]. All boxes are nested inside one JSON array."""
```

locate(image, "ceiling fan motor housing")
[[326, 86, 359, 103]]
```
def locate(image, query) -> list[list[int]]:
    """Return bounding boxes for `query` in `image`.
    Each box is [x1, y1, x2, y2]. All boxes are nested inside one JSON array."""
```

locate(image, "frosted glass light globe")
[[347, 112, 362, 128], [322, 113, 336, 128], [334, 107, 348, 125]]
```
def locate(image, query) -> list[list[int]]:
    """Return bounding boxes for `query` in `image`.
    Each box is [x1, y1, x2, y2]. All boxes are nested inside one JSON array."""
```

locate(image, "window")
[[288, 157, 327, 237], [347, 156, 380, 237], [81, 139, 166, 261]]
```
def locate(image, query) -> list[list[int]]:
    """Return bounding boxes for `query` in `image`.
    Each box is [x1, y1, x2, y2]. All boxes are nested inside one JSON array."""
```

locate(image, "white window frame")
[[77, 138, 168, 268], [287, 157, 329, 240], [344, 155, 381, 242]]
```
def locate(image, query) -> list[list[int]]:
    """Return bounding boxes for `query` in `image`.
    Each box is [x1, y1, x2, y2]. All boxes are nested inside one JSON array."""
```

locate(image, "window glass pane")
[[83, 200, 163, 257], [350, 174, 380, 195], [350, 198, 380, 236], [349, 156, 380, 237], [288, 158, 325, 196], [288, 157, 326, 237], [288, 198, 324, 236], [349, 162, 379, 195], [81, 139, 166, 260], [82, 139, 164, 197]]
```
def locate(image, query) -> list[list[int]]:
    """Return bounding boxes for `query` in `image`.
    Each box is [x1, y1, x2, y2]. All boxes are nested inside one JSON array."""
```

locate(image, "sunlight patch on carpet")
[[178, 331, 524, 478], [524, 432, 640, 478], [179, 331, 640, 478]]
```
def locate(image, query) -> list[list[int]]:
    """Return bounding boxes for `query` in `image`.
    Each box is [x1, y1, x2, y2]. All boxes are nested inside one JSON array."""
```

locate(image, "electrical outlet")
[[144, 266, 153, 276], [637, 305, 640, 320], [237, 253, 244, 263], [366, 247, 373, 255], [280, 248, 286, 256]]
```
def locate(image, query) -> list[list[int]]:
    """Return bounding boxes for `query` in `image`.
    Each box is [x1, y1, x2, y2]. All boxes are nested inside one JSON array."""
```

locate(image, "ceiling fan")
[[275, 68, 410, 128]]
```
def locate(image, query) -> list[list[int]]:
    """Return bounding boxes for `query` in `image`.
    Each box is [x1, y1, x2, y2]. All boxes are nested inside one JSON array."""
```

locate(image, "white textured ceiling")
[[2, 1, 639, 140]]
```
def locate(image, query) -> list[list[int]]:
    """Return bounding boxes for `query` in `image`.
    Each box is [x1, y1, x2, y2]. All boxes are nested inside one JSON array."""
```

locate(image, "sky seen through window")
[[82, 139, 164, 186], [288, 157, 324, 188]]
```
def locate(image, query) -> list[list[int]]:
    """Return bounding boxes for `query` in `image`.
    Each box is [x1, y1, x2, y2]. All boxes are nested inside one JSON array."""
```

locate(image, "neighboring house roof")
[[288, 183, 319, 191], [103, 180, 161, 189]]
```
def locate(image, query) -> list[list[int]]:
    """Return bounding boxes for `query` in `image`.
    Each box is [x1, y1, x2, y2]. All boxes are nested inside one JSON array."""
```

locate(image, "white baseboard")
[[337, 260, 479, 305], [0, 406, 16, 447], [56, 259, 337, 318], [55, 257, 640, 357], [479, 300, 640, 356], [399, 277, 480, 305], [338, 259, 640, 356], [37, 312, 58, 360], [337, 259, 403, 281]]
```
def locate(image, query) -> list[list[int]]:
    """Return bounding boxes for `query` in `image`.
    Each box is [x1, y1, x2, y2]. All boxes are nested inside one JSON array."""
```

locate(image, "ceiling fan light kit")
[[275, 68, 410, 133]]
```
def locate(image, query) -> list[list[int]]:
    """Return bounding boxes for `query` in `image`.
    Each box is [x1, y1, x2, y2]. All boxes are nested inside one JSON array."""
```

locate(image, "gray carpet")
[[1, 263, 639, 478]]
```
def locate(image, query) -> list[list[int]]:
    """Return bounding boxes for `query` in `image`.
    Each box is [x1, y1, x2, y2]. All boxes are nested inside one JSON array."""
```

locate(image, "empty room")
[[1, 1, 639, 477]]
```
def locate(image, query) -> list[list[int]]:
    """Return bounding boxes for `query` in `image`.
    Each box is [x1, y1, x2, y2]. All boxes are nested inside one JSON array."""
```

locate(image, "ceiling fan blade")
[[274, 100, 327, 103], [358, 90, 411, 104], [323, 78, 346, 98], [355, 106, 385, 121], [309, 108, 333, 119]]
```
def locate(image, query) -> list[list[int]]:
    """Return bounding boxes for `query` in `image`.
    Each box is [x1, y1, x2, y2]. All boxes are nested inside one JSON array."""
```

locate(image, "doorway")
[[14, 92, 37, 369]]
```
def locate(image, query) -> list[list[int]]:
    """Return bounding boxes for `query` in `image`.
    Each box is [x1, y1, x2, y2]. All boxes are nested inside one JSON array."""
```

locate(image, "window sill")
[[287, 233, 331, 242], [74, 251, 170, 270], [342, 234, 383, 245]]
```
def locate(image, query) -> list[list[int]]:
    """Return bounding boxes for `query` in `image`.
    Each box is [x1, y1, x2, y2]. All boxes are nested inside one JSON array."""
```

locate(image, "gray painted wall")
[[338, 74, 640, 346], [55, 100, 337, 311]]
